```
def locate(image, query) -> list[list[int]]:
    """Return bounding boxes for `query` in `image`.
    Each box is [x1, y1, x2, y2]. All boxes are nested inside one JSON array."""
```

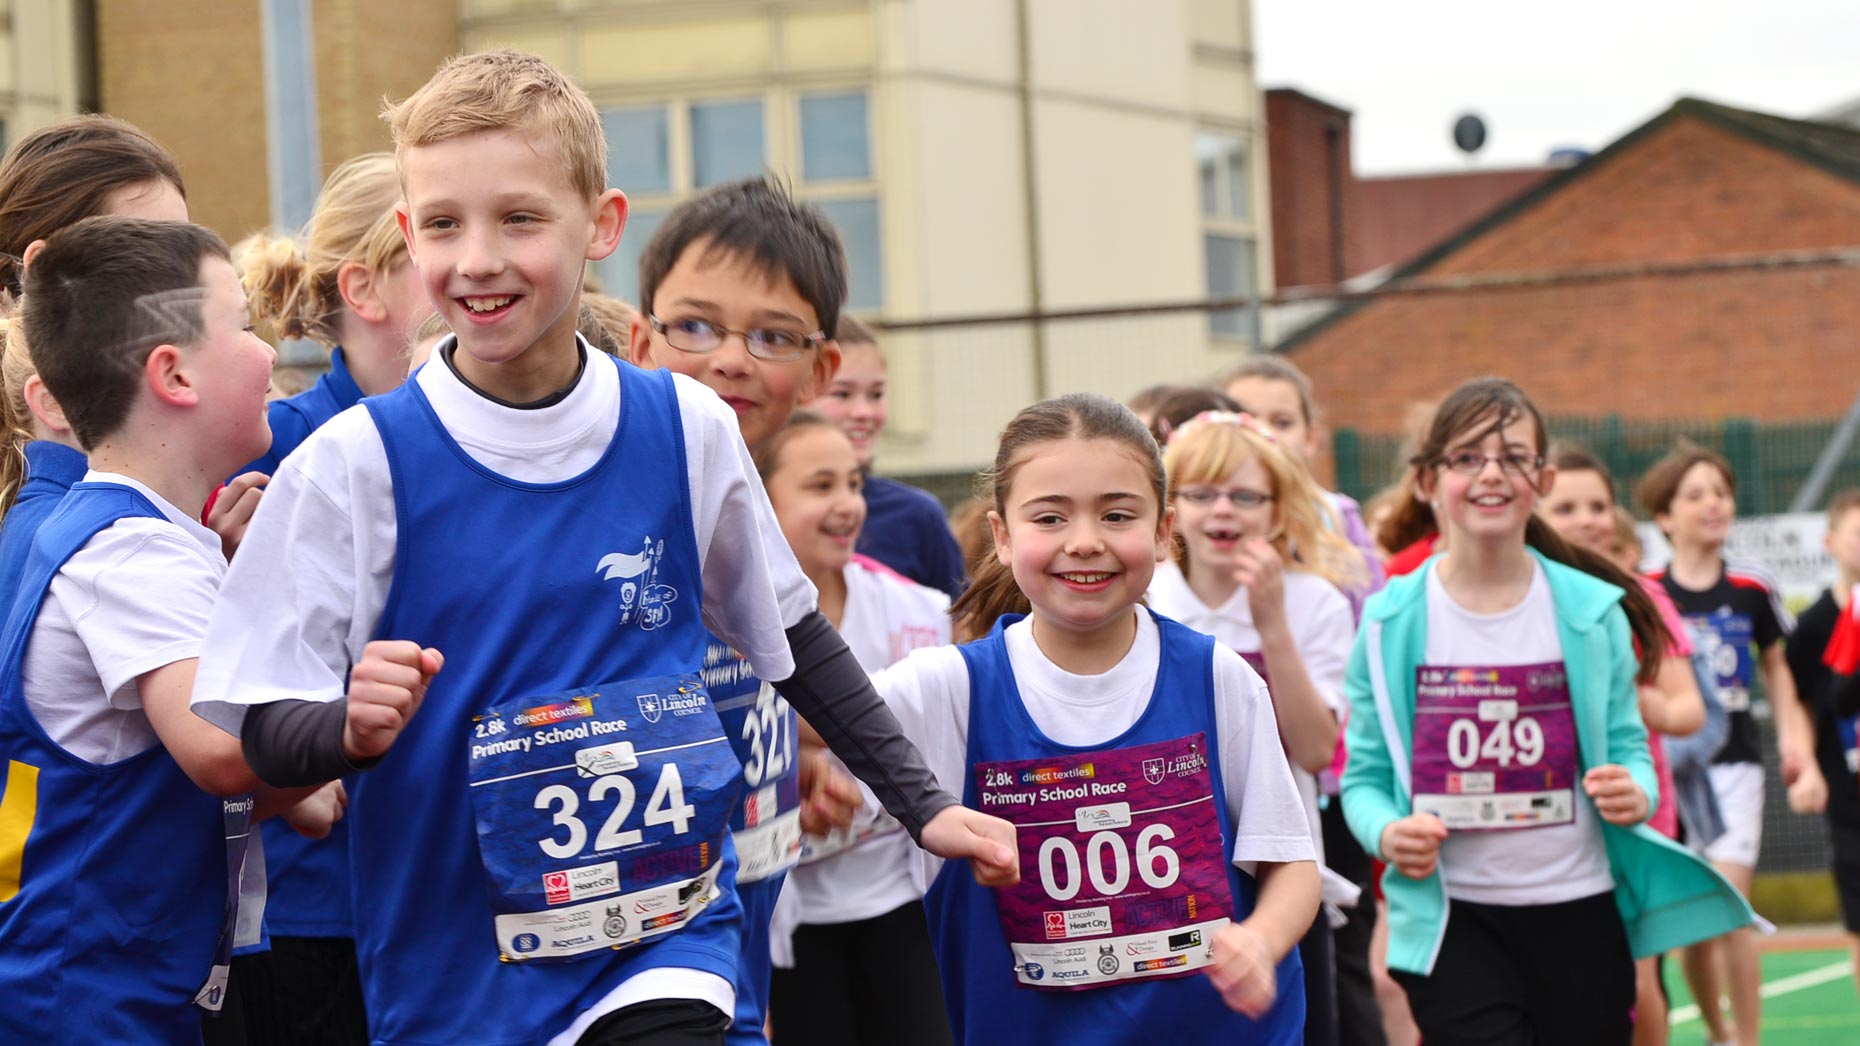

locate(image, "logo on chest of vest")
[[597, 537, 680, 630]]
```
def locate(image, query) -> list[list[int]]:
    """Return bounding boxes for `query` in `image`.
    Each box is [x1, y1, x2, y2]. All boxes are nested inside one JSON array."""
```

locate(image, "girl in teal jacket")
[[1341, 378, 1755, 1045]]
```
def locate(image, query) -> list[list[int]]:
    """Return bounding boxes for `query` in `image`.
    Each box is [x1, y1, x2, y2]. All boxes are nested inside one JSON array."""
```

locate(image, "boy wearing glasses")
[[628, 175, 885, 1046], [193, 54, 1014, 1046]]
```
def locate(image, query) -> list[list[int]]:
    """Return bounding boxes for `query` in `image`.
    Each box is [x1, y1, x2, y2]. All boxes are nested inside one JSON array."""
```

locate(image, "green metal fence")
[[1332, 415, 1859, 515]]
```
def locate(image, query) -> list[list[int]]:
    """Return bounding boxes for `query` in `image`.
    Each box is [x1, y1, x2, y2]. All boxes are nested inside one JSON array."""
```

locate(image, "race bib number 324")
[[466, 676, 740, 962]]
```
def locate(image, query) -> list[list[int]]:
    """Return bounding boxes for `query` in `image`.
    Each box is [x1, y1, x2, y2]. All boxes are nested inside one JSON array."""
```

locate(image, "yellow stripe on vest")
[[0, 760, 40, 902]]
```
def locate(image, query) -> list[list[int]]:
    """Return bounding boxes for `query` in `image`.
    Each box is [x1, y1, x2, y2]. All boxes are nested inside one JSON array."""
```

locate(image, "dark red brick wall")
[[1291, 115, 1860, 453], [1266, 89, 1359, 288], [1356, 168, 1557, 274]]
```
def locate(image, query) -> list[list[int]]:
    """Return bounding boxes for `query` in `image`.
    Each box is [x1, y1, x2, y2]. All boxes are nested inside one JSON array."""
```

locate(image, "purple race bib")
[[1239, 651, 1270, 688], [1411, 662, 1578, 831], [975, 734, 1233, 991]]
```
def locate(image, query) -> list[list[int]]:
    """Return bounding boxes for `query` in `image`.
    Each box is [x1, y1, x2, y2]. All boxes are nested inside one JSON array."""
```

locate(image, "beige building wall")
[[0, 0, 87, 143], [97, 0, 455, 248], [462, 0, 1270, 476]]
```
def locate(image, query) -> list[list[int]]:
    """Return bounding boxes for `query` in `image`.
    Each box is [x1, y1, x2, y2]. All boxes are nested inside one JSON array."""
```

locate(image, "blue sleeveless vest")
[[0, 482, 227, 1044], [355, 357, 744, 1044], [0, 440, 87, 601], [704, 637, 800, 1046], [925, 611, 1305, 1045]]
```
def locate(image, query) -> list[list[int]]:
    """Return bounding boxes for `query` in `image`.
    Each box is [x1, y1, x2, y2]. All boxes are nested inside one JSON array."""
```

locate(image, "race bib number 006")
[[467, 676, 740, 962], [976, 733, 1234, 991]]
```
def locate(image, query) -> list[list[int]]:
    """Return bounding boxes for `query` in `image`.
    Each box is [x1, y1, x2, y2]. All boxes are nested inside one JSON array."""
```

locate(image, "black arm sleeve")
[[771, 611, 959, 842], [240, 699, 379, 788]]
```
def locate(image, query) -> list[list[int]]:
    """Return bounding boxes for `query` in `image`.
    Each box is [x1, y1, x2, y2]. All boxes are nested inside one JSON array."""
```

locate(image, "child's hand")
[[920, 806, 1019, 887], [1206, 923, 1278, 1017], [1583, 764, 1648, 825], [1788, 763, 1829, 815], [1780, 739, 1812, 786], [207, 472, 269, 559], [1379, 813, 1448, 879], [282, 780, 348, 839], [342, 641, 444, 761], [796, 748, 861, 834], [1234, 539, 1287, 634]]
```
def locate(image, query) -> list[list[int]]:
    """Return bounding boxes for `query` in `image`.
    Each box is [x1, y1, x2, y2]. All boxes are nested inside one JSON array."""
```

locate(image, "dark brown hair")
[[1550, 443, 1613, 489], [752, 408, 841, 480], [637, 176, 848, 342], [23, 217, 228, 449], [1636, 440, 1733, 521], [949, 393, 1165, 641], [1146, 387, 1240, 448], [0, 116, 184, 297], [1415, 377, 1670, 681], [1374, 467, 1436, 555]]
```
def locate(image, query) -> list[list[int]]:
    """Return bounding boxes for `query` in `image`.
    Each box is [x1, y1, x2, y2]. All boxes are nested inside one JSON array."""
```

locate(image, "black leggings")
[[1392, 892, 1634, 1046], [228, 937, 368, 1046], [768, 900, 953, 1046]]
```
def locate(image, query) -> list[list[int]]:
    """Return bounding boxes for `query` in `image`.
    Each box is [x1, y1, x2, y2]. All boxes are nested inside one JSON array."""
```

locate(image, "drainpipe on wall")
[[1015, 0, 1049, 400]]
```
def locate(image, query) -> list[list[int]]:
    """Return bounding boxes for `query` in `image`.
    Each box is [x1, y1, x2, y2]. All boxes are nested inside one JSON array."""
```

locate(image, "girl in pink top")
[[1543, 447, 1706, 1046]]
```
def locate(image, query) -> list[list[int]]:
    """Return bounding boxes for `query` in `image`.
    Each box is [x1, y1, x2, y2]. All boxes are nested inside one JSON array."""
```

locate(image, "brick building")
[[1280, 98, 1860, 450]]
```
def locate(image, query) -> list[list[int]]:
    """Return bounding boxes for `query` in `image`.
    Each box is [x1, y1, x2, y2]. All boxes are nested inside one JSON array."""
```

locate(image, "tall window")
[[597, 89, 883, 315], [1198, 131, 1256, 339]]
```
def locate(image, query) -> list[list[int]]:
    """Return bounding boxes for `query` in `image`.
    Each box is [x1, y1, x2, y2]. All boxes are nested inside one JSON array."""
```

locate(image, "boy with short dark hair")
[[193, 51, 1012, 1046], [0, 216, 335, 1042], [1639, 442, 1825, 1046], [629, 175, 921, 1046]]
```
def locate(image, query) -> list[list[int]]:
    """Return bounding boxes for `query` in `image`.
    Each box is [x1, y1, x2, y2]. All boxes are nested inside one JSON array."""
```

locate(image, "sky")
[[1254, 0, 1860, 175]]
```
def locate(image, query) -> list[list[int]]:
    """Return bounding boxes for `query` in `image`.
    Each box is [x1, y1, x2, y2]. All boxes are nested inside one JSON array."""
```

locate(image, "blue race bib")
[[467, 676, 740, 962]]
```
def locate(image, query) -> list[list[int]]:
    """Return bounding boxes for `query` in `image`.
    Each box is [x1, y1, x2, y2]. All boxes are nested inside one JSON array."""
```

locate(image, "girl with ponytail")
[[886, 393, 1318, 1044], [1340, 377, 1754, 1046]]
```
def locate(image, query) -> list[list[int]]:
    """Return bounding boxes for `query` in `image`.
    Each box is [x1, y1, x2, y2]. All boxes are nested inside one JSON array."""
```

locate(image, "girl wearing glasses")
[[1340, 377, 1755, 1046], [1147, 409, 1364, 1046]]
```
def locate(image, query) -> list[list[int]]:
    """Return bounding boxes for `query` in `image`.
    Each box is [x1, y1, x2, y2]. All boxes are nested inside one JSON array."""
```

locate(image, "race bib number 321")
[[466, 676, 740, 962]]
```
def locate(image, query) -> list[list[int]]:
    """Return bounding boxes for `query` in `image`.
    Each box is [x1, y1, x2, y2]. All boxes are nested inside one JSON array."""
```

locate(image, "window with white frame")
[[597, 88, 882, 317], [1197, 131, 1256, 339]]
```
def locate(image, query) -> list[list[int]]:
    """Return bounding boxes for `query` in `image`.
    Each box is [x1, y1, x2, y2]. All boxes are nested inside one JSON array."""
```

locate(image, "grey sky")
[[1255, 0, 1860, 175]]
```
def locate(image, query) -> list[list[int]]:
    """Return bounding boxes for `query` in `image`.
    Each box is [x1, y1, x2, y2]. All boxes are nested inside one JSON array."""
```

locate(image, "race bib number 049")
[[1411, 662, 1579, 831], [467, 676, 740, 962], [976, 733, 1234, 991]]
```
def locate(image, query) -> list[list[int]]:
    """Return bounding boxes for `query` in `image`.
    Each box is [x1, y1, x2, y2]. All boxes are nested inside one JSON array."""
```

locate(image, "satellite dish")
[[1453, 114, 1487, 156]]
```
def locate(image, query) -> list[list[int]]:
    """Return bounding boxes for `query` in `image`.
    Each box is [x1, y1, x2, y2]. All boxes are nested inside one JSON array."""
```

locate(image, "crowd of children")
[[0, 44, 1848, 1046]]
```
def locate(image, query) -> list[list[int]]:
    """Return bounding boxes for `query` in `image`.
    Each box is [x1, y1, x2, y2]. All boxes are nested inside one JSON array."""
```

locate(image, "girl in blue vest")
[[876, 392, 1319, 1045], [226, 151, 428, 1046], [1341, 377, 1757, 1045], [0, 115, 188, 599]]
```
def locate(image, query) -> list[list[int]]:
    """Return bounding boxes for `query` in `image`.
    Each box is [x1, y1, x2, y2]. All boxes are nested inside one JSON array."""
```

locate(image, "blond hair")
[[236, 153, 405, 345], [0, 299, 35, 514], [579, 293, 637, 354], [384, 50, 606, 201], [1163, 412, 1363, 590]]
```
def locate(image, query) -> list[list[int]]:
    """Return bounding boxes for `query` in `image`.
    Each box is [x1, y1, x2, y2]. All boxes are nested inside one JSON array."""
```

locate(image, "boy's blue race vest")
[[926, 611, 1305, 1045], [704, 638, 801, 1046], [355, 357, 745, 1045], [0, 482, 233, 1044]]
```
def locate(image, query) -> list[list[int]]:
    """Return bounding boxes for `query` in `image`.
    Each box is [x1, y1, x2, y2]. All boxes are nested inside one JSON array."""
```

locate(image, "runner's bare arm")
[[1206, 859, 1319, 1017]]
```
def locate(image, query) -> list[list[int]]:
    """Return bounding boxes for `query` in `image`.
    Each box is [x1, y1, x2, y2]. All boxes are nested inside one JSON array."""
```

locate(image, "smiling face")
[[764, 424, 866, 580], [1542, 467, 1616, 556], [1174, 455, 1277, 580], [630, 240, 840, 451], [1658, 460, 1735, 550], [812, 339, 886, 467], [990, 436, 1172, 647], [1419, 413, 1553, 550], [397, 127, 622, 397]]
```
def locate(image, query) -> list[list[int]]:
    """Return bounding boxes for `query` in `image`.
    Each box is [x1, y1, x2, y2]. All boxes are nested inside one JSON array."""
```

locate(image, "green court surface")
[[1664, 947, 1858, 1044]]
